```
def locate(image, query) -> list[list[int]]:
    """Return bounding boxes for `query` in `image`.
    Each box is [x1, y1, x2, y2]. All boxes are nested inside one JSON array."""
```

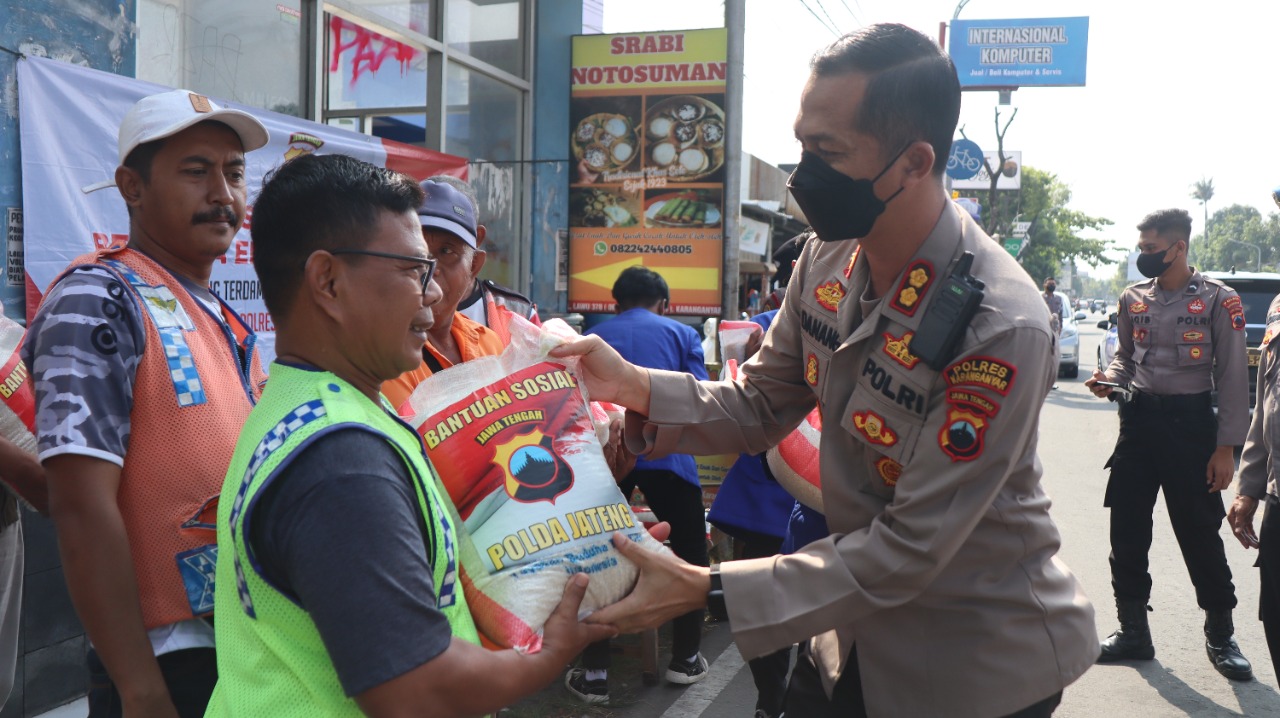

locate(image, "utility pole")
[[722, 0, 746, 319]]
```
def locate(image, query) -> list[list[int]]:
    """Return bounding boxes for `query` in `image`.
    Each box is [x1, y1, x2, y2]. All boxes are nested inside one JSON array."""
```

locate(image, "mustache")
[[192, 207, 239, 226]]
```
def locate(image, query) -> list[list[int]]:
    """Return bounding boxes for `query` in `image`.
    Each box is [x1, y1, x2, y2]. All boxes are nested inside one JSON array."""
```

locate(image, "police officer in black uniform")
[[1086, 208, 1252, 680]]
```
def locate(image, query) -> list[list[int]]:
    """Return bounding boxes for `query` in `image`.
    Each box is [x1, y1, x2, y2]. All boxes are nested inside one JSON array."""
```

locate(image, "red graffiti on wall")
[[329, 16, 418, 87]]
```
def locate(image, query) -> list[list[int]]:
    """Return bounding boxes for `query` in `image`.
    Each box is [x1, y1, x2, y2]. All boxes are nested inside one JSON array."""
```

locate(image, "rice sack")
[[402, 318, 667, 653]]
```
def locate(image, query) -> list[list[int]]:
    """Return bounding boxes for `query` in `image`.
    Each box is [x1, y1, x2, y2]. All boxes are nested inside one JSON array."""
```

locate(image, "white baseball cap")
[[82, 89, 270, 193]]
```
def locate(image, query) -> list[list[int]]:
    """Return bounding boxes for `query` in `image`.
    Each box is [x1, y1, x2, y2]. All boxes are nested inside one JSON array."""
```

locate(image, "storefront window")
[[343, 0, 433, 36], [327, 15, 428, 110], [445, 63, 521, 161], [136, 0, 304, 116], [446, 0, 524, 77], [469, 161, 524, 291]]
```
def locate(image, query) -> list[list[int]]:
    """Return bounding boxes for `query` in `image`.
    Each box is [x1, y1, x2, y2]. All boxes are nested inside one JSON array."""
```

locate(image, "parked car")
[[1097, 311, 1119, 371], [1056, 293, 1082, 379], [1203, 270, 1280, 407]]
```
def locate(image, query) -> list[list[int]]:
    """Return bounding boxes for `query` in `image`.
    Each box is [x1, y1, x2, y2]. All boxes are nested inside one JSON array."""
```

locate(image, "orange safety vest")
[[50, 245, 265, 630]]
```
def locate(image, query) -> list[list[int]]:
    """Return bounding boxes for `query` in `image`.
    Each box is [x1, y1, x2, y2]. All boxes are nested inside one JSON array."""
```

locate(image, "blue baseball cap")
[[418, 179, 478, 248]]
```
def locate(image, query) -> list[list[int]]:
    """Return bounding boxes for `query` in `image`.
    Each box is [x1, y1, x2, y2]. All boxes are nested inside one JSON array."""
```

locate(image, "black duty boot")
[[1204, 610, 1253, 681], [1098, 599, 1155, 662]]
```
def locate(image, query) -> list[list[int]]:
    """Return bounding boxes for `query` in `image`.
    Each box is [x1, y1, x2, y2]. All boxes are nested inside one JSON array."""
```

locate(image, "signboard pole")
[[722, 0, 745, 319]]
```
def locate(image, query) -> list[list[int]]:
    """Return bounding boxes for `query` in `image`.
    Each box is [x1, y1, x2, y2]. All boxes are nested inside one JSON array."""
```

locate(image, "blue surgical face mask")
[[786, 146, 909, 242]]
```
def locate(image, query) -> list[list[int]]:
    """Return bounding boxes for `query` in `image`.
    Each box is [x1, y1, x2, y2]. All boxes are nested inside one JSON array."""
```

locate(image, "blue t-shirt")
[[586, 307, 708, 485]]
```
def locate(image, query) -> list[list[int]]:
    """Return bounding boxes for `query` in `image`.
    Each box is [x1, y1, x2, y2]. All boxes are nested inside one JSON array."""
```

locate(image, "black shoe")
[[564, 668, 609, 704], [665, 653, 709, 685], [1205, 610, 1253, 681], [1098, 600, 1154, 663]]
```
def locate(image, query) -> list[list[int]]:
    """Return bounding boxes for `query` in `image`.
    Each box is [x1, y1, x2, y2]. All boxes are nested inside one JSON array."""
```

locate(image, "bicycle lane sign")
[[946, 138, 984, 180]]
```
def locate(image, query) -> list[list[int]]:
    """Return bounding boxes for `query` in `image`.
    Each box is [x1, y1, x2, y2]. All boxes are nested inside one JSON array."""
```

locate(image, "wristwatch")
[[707, 565, 728, 622]]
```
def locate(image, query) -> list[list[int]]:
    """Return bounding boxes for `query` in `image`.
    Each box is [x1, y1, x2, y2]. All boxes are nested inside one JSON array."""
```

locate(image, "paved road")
[[511, 320, 1280, 717]]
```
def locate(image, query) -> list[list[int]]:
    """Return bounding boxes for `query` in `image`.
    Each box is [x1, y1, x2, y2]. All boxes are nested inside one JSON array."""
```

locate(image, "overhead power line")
[[797, 0, 840, 36], [836, 0, 864, 26], [813, 0, 844, 35]]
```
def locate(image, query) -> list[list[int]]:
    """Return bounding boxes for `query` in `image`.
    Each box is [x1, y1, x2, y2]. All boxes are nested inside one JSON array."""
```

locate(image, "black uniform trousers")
[[583, 469, 708, 669], [1105, 392, 1236, 610], [1259, 494, 1280, 678], [783, 641, 1063, 717]]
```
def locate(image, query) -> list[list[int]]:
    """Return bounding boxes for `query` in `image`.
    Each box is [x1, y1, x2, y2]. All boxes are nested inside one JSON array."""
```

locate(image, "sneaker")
[[665, 653, 709, 685], [564, 668, 609, 704]]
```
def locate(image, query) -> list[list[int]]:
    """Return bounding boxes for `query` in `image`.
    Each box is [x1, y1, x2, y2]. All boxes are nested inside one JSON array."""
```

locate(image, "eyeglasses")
[[329, 249, 437, 297]]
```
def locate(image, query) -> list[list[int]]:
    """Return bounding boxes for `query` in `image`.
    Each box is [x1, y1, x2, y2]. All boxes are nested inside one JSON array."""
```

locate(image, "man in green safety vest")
[[205, 153, 621, 717]]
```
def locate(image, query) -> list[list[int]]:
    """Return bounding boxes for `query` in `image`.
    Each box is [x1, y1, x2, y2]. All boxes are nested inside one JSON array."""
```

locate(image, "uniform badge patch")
[[939, 406, 987, 462], [1224, 296, 1246, 330], [805, 353, 819, 386], [1133, 328, 1148, 342], [814, 281, 844, 312], [1182, 330, 1204, 342], [852, 410, 897, 447], [875, 456, 902, 487], [946, 388, 1000, 417], [1264, 327, 1277, 348], [889, 260, 934, 317], [844, 246, 860, 280], [881, 331, 920, 369], [1130, 301, 1149, 314], [1188, 298, 1206, 314], [943, 356, 1015, 396], [1189, 346, 1203, 360]]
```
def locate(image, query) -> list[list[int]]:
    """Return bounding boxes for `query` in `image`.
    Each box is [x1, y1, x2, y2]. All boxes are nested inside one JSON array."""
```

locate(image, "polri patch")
[[939, 406, 987, 462], [889, 260, 934, 317], [805, 353, 819, 386], [1130, 301, 1149, 314], [1188, 298, 1206, 314], [814, 281, 844, 312], [875, 456, 902, 487], [881, 330, 920, 369], [852, 410, 897, 447], [944, 355, 1015, 396]]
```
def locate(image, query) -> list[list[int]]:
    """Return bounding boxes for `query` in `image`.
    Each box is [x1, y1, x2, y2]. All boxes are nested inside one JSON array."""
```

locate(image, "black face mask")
[[786, 147, 908, 242], [1045, 283, 1057, 293], [1136, 245, 1177, 279]]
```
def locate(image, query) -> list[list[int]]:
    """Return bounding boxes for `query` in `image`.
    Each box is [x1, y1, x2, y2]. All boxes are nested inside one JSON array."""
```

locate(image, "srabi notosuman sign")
[[568, 28, 727, 316]]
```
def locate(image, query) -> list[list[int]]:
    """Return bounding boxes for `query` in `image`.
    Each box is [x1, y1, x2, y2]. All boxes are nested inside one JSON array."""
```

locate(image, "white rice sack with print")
[[402, 317, 667, 653]]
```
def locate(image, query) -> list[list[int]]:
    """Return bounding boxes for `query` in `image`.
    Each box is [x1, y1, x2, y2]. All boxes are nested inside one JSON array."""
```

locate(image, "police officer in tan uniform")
[[1087, 208, 1252, 680], [1228, 292, 1280, 684], [553, 24, 1098, 717]]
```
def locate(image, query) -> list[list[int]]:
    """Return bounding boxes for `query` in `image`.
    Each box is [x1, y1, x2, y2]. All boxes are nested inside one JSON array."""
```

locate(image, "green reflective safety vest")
[[206, 363, 479, 716]]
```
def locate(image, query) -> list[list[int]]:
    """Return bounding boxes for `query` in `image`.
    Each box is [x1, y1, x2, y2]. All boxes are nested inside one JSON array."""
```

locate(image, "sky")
[[603, 0, 1280, 277]]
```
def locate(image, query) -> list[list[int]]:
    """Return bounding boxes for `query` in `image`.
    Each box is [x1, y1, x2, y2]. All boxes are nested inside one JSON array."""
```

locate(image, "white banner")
[[17, 55, 467, 365], [949, 150, 1022, 191], [738, 216, 770, 256]]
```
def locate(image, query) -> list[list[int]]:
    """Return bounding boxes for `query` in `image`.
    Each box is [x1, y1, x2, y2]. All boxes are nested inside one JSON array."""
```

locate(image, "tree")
[[1190, 177, 1215, 263], [1194, 203, 1280, 272], [1013, 167, 1116, 283]]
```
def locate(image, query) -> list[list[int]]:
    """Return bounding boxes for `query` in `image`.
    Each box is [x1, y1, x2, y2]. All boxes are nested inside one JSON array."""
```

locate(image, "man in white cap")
[[22, 89, 269, 717]]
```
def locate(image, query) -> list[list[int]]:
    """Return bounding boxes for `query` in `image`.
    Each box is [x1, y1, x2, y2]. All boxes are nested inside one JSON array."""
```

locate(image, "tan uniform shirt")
[[1104, 272, 1249, 445], [626, 203, 1097, 717], [1238, 294, 1280, 500]]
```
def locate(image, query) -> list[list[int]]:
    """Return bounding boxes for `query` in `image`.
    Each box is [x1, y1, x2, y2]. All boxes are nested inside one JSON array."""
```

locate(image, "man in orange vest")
[[426, 176, 540, 339], [22, 89, 269, 718], [381, 178, 508, 411]]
